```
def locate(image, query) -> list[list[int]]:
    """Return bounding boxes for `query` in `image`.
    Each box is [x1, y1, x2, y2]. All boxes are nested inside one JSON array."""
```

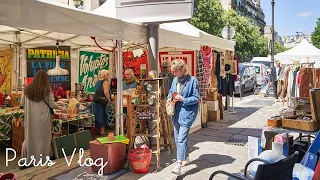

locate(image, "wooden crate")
[[202, 104, 208, 123], [282, 119, 320, 132], [208, 110, 220, 121], [268, 118, 282, 127], [11, 126, 24, 155]]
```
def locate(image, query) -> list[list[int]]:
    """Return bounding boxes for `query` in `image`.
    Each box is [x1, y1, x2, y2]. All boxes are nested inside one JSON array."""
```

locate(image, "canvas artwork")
[[225, 60, 238, 75], [0, 49, 13, 93]]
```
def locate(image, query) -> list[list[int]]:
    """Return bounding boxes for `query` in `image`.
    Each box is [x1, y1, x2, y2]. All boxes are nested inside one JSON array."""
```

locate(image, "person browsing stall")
[[21, 70, 66, 170], [271, 60, 281, 101], [93, 70, 111, 135], [123, 69, 140, 90], [159, 60, 175, 95], [167, 59, 200, 175]]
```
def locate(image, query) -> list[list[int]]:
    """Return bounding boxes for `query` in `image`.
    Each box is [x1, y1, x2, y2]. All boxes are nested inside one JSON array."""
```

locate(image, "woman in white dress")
[[21, 70, 65, 169]]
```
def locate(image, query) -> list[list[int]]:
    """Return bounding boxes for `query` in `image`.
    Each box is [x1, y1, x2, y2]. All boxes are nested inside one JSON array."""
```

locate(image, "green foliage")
[[311, 18, 320, 49], [189, 0, 269, 60], [189, 0, 226, 36], [274, 42, 289, 54], [223, 10, 268, 58]]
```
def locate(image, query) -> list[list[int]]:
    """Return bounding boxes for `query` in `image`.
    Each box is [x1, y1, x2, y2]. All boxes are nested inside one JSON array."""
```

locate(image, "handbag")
[[43, 100, 54, 115], [93, 80, 109, 106], [166, 77, 189, 116]]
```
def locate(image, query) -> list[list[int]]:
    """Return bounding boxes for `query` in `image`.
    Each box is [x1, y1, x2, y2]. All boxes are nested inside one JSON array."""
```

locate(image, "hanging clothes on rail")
[[221, 73, 235, 96], [299, 68, 313, 97]]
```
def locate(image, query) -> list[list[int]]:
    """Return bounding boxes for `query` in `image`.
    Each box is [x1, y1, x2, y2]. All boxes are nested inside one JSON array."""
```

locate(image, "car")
[[234, 64, 257, 95]]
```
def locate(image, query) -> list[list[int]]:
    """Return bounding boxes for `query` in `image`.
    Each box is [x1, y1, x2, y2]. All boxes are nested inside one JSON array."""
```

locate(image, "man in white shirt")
[[271, 60, 281, 101]]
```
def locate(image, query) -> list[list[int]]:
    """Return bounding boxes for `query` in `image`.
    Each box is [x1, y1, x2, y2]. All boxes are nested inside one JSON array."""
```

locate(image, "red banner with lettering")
[[159, 51, 195, 76], [122, 50, 148, 79]]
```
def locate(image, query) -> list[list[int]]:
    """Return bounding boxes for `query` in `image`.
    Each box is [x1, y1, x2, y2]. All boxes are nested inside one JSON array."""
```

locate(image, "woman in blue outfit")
[[93, 70, 110, 135], [167, 59, 200, 175]]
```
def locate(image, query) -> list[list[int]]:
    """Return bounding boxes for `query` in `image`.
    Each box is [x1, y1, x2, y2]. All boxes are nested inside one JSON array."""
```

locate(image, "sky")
[[261, 0, 320, 36]]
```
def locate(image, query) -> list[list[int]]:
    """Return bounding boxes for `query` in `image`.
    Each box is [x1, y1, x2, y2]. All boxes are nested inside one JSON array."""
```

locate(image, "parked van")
[[251, 57, 272, 68], [234, 64, 257, 95], [250, 63, 268, 86]]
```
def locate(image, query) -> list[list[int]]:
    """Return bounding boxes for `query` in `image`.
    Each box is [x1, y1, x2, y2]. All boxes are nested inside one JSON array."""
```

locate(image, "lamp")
[[221, 24, 235, 40], [47, 42, 69, 76]]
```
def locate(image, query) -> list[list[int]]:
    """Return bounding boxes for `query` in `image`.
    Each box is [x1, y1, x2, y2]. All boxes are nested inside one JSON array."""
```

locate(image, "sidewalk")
[[117, 98, 280, 180]]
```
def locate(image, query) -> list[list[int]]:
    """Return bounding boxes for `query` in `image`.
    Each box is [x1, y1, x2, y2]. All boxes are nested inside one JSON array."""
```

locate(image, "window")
[[255, 66, 260, 74]]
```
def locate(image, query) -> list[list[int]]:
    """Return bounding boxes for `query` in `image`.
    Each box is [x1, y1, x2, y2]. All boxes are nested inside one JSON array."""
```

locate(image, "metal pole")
[[147, 24, 159, 148], [116, 40, 123, 136], [270, 0, 275, 68]]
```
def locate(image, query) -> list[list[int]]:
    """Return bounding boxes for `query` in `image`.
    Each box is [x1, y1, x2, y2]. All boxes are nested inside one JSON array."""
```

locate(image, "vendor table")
[[0, 110, 24, 144], [262, 126, 318, 150]]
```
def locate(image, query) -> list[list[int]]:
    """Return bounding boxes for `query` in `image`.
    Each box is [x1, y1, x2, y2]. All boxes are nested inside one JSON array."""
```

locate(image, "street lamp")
[[221, 24, 235, 40], [270, 0, 275, 68]]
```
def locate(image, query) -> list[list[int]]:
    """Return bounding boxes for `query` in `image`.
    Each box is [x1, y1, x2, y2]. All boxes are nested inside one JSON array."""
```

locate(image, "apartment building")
[[221, 0, 266, 33]]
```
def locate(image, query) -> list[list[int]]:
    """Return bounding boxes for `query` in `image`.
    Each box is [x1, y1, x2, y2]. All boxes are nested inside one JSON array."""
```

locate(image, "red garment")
[[297, 71, 301, 85], [234, 56, 239, 81]]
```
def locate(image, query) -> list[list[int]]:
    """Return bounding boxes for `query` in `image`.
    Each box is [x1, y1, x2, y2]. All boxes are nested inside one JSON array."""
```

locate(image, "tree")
[[274, 42, 289, 54], [189, 0, 226, 36], [223, 10, 268, 60], [311, 18, 320, 49]]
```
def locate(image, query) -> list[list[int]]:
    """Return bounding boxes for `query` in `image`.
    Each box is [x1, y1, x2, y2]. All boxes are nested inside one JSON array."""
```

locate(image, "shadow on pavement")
[[176, 154, 236, 180]]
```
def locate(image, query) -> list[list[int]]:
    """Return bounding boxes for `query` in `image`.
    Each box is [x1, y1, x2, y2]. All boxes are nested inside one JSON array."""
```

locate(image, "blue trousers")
[[173, 118, 190, 161]]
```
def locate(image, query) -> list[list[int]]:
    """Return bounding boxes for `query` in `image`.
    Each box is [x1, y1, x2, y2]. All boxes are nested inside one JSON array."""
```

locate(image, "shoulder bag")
[[93, 80, 109, 106], [166, 77, 189, 116], [43, 100, 55, 115]]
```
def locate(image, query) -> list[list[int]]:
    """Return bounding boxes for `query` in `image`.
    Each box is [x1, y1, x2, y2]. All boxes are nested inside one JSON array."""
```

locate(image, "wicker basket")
[[129, 148, 152, 174]]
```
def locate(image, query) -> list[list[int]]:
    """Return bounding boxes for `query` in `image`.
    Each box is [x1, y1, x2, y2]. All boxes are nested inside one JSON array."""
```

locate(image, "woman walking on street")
[[167, 59, 200, 175]]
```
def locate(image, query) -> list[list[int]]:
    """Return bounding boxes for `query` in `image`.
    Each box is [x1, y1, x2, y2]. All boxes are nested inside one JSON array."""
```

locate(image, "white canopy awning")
[[276, 39, 320, 62], [0, 0, 148, 49], [92, 0, 235, 51], [160, 21, 235, 51]]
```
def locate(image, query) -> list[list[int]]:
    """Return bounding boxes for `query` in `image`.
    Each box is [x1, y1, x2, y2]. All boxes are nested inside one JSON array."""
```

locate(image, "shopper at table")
[[93, 70, 111, 135], [21, 70, 65, 169], [123, 69, 140, 90], [167, 59, 200, 175]]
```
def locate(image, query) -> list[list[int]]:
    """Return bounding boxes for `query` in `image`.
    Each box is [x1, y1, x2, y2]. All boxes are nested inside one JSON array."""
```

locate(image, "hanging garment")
[[296, 70, 300, 97], [315, 68, 320, 88], [196, 51, 206, 98], [277, 80, 284, 98], [213, 50, 222, 94], [221, 74, 235, 96], [281, 68, 290, 99], [299, 68, 314, 97], [287, 69, 293, 98]]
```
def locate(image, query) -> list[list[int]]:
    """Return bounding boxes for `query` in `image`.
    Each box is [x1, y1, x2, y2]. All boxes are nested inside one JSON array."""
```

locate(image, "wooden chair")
[[209, 151, 299, 180]]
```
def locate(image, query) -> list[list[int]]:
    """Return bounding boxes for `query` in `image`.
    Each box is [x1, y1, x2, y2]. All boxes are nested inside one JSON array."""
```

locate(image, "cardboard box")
[[208, 110, 220, 121], [202, 104, 208, 123], [207, 101, 219, 111]]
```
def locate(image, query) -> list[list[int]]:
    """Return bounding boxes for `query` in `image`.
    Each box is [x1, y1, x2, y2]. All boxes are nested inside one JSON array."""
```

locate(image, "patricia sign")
[[26, 46, 71, 90], [78, 51, 110, 92]]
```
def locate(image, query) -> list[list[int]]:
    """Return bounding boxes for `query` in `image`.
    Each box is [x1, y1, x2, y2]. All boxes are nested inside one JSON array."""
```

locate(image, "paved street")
[[117, 93, 279, 180], [0, 93, 280, 179]]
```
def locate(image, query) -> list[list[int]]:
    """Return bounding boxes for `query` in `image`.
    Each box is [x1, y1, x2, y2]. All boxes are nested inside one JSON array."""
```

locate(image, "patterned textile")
[[0, 111, 24, 141], [196, 51, 206, 98]]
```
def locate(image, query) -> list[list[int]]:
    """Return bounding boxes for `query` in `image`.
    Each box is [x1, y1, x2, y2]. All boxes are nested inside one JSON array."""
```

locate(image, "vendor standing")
[[93, 70, 111, 135], [159, 60, 175, 95], [123, 69, 140, 90], [21, 70, 65, 169]]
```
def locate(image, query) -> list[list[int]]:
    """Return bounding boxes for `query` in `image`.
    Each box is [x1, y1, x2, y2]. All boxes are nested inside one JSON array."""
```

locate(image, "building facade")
[[264, 25, 284, 51], [281, 35, 312, 48], [220, 0, 266, 33]]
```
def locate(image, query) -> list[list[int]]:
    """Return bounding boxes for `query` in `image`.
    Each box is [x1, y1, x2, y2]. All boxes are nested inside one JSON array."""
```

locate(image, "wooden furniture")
[[282, 89, 320, 131], [127, 78, 173, 171]]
